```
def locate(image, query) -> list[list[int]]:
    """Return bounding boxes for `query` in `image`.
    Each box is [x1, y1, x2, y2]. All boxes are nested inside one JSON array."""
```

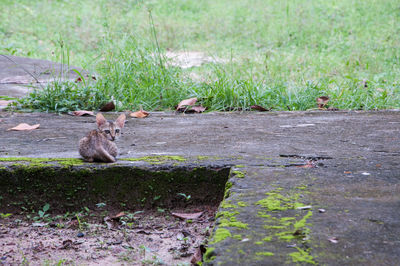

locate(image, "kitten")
[[79, 113, 126, 163]]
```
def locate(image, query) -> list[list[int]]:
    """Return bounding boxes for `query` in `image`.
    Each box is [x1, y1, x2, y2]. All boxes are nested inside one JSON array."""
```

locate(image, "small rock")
[[318, 209, 326, 213], [77, 232, 84, 238]]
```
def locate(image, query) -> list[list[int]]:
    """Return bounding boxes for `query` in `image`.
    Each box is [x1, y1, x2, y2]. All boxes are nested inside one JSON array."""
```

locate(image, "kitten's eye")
[[115, 129, 120, 133], [104, 130, 111, 134]]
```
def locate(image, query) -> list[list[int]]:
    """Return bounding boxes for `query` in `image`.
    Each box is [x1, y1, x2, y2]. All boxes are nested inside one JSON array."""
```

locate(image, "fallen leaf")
[[60, 240, 73, 250], [190, 105, 206, 113], [172, 211, 203, 220], [31, 222, 48, 227], [100, 101, 115, 112], [130, 110, 149, 118], [328, 237, 339, 243], [250, 105, 269, 112], [75, 77, 83, 83], [104, 216, 114, 230], [177, 97, 197, 110], [316, 96, 330, 109], [7, 123, 40, 131], [111, 212, 126, 220], [190, 245, 206, 264], [71, 110, 95, 116], [91, 76, 97, 80], [344, 171, 352, 174]]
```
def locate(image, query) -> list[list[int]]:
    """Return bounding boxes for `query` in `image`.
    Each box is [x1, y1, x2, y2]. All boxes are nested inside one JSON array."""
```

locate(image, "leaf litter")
[[7, 123, 40, 131], [0, 206, 217, 265]]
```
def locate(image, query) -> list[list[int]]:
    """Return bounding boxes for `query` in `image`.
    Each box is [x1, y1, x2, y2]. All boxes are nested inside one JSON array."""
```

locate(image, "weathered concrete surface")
[[0, 55, 83, 98], [0, 110, 399, 265]]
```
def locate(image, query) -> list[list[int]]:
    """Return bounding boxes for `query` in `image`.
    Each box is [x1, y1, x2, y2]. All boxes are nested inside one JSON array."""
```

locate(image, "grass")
[[1, 0, 399, 111]]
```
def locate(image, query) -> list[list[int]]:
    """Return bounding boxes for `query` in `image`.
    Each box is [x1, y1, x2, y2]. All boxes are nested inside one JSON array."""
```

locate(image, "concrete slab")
[[0, 55, 84, 99], [0, 110, 399, 265]]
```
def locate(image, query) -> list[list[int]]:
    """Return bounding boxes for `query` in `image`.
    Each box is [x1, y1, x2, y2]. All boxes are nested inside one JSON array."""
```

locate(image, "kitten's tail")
[[95, 145, 116, 163]]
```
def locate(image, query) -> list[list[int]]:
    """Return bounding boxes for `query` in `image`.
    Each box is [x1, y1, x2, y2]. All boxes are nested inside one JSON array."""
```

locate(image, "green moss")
[[255, 252, 274, 256], [234, 165, 245, 168], [294, 210, 313, 230], [216, 211, 239, 219], [237, 201, 249, 207], [211, 228, 232, 244], [275, 231, 296, 241], [223, 182, 233, 199], [262, 236, 272, 242], [289, 248, 316, 264], [255, 241, 263, 245], [196, 155, 210, 160], [220, 200, 237, 209], [203, 247, 216, 262], [232, 170, 245, 178], [255, 189, 307, 211], [120, 155, 186, 164], [219, 218, 248, 229], [0, 157, 84, 167], [257, 211, 271, 218], [238, 249, 245, 255], [233, 234, 242, 240], [263, 225, 286, 230]]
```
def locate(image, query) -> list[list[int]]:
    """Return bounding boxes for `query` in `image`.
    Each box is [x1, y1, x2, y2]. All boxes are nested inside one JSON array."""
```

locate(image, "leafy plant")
[[34, 203, 50, 221]]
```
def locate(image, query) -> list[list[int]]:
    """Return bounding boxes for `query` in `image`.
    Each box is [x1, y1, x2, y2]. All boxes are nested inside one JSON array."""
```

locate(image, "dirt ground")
[[0, 206, 217, 265]]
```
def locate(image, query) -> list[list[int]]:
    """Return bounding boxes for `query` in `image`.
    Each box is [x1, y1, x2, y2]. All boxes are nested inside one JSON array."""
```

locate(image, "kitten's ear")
[[115, 113, 126, 128], [96, 113, 107, 127]]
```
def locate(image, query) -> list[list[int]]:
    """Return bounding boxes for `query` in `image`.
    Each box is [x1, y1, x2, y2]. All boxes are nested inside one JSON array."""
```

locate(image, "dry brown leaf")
[[190, 105, 206, 113], [71, 110, 95, 116], [250, 105, 269, 112], [190, 244, 206, 264], [100, 101, 115, 112], [130, 110, 149, 118], [172, 211, 203, 220], [7, 123, 40, 131], [316, 96, 330, 109], [177, 97, 197, 110], [111, 212, 126, 220]]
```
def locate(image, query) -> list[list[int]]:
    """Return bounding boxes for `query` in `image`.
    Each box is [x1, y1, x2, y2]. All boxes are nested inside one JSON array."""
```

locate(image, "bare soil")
[[0, 206, 216, 265]]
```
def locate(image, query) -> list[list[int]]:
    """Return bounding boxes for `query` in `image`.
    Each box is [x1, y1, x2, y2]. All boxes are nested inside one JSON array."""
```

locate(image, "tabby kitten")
[[79, 113, 126, 163]]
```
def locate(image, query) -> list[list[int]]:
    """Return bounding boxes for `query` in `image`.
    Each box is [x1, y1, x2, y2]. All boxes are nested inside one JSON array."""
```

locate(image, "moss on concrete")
[[0, 157, 84, 167], [120, 155, 186, 164], [232, 170, 245, 178], [210, 228, 232, 244], [203, 247, 216, 262], [255, 251, 274, 256], [237, 201, 249, 207], [289, 248, 316, 264], [0, 165, 229, 213]]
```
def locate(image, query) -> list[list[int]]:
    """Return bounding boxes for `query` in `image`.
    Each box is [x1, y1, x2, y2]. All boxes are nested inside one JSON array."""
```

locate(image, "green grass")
[[1, 0, 399, 111]]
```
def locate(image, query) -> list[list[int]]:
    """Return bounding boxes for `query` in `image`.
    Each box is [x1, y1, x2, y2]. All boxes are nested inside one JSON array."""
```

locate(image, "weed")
[[177, 193, 191, 201], [33, 203, 50, 221]]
